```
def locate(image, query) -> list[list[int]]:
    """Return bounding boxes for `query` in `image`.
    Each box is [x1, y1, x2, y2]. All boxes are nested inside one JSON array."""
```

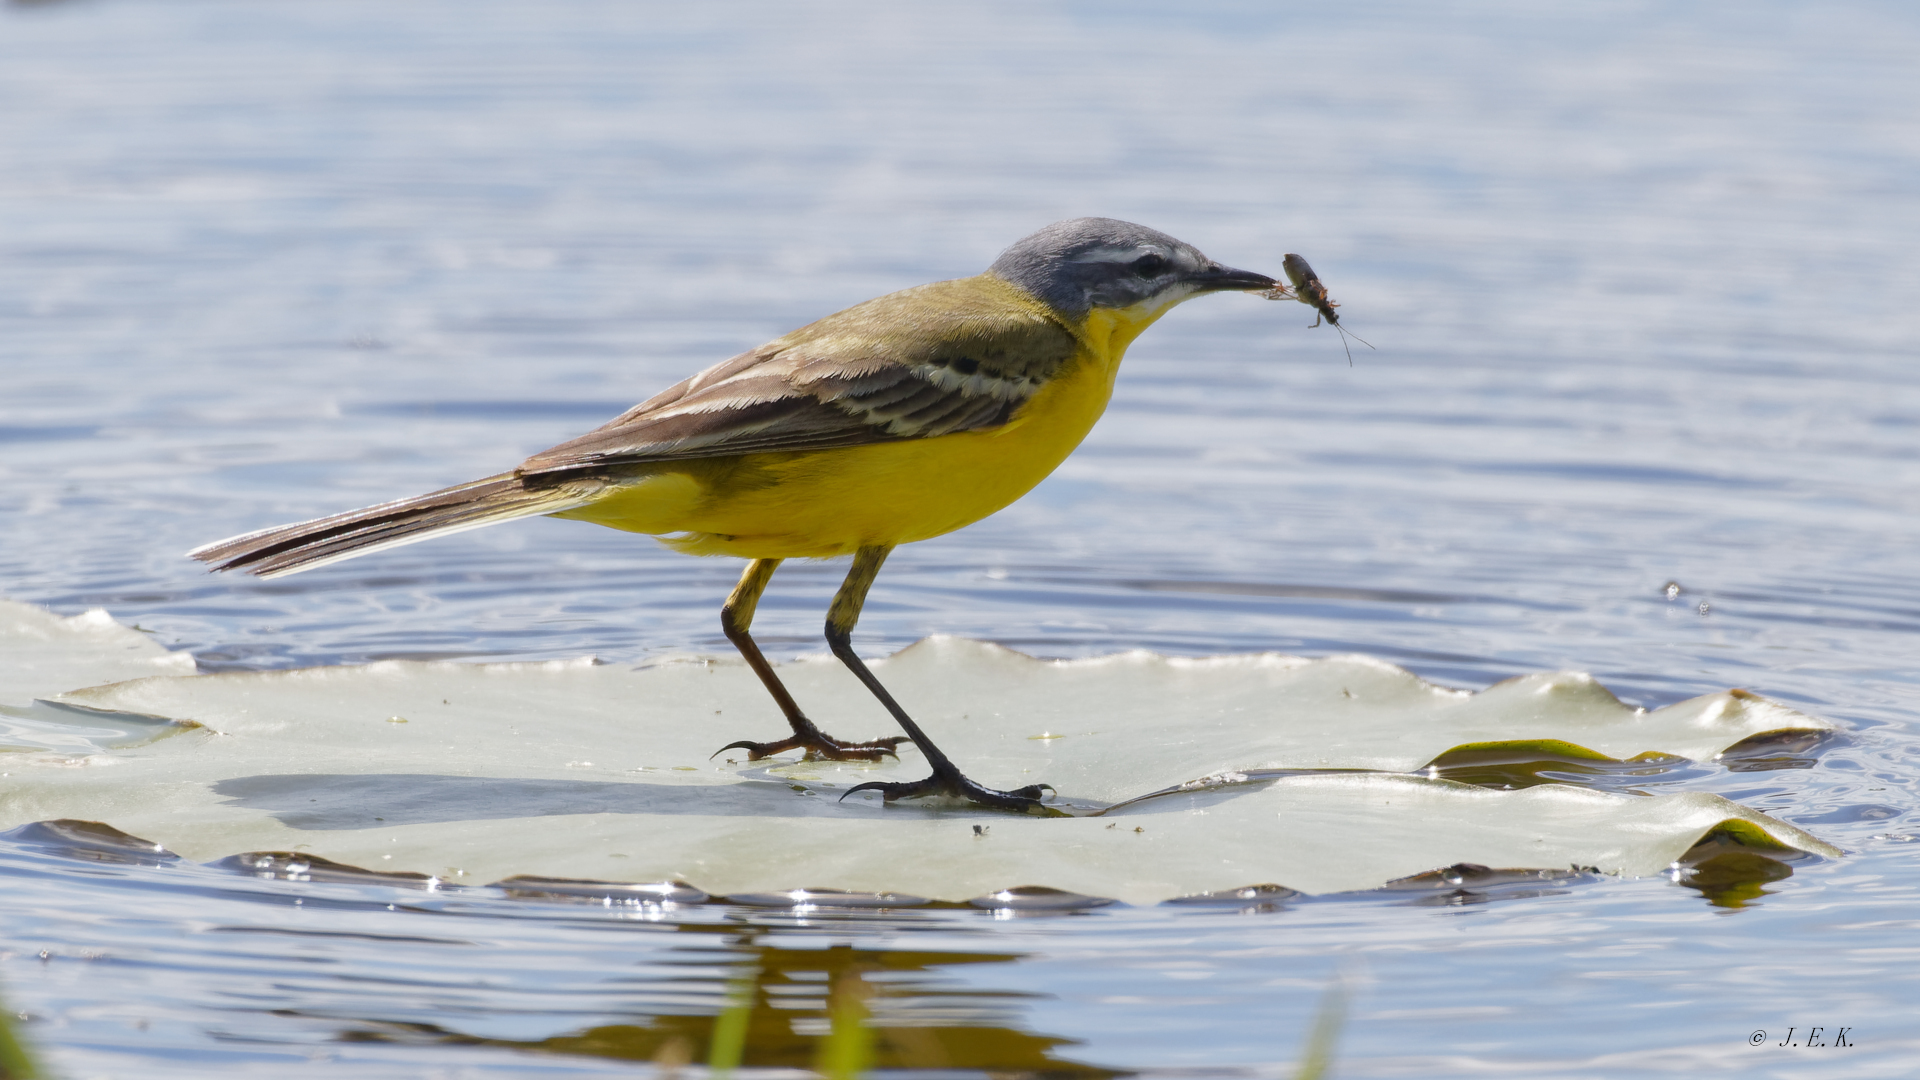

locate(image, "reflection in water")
[[0, 807, 1877, 1078], [1682, 852, 1795, 910], [1675, 827, 1804, 910], [331, 931, 1116, 1076], [0, 821, 1125, 1074], [1375, 862, 1601, 907]]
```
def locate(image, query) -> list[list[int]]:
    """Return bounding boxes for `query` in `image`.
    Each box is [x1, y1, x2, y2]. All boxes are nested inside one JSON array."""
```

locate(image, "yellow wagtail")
[[191, 218, 1278, 812]]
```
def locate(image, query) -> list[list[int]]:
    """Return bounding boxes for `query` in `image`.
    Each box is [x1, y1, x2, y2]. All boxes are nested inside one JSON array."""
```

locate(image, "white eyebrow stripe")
[[1070, 243, 1162, 264]]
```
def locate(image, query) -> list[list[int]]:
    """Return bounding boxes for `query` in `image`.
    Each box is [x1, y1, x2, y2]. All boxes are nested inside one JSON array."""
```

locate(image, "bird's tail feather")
[[188, 472, 609, 578]]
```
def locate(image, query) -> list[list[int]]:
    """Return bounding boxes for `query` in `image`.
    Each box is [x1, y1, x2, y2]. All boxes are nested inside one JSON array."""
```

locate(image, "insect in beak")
[[1264, 254, 1374, 366]]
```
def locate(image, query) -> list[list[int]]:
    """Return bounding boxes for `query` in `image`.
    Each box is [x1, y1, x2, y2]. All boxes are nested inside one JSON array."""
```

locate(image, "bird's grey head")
[[987, 217, 1276, 320]]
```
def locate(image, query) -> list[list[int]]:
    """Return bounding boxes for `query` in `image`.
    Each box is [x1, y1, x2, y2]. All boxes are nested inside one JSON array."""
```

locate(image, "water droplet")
[[1663, 581, 1682, 599]]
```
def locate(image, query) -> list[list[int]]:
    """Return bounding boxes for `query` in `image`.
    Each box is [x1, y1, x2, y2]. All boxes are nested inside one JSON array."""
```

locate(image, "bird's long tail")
[[188, 472, 610, 578]]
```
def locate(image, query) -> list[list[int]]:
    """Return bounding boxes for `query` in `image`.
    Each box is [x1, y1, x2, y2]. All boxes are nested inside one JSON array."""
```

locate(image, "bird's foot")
[[715, 727, 907, 763], [840, 767, 1060, 815]]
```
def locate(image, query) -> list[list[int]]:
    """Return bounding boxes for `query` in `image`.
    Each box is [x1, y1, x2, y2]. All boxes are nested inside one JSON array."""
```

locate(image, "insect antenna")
[[1330, 322, 1374, 367]]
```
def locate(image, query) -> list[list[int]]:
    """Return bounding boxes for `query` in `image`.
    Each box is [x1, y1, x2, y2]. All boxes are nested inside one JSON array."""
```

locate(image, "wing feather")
[[517, 276, 1077, 479]]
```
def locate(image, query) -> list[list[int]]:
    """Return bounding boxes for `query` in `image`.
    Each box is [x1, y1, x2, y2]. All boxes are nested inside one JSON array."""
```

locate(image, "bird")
[[190, 217, 1279, 813]]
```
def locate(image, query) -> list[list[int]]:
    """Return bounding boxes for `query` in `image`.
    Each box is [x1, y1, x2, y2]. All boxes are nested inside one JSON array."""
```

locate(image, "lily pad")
[[50, 635, 1831, 791], [0, 613, 1841, 901], [0, 599, 196, 708], [0, 766, 1838, 904]]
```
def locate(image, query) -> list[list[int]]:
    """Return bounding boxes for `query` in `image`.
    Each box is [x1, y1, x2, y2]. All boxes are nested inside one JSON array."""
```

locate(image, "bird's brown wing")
[[516, 277, 1077, 479]]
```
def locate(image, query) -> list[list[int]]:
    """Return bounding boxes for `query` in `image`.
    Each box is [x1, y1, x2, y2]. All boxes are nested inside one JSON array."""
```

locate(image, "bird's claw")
[[712, 733, 907, 762], [839, 773, 1060, 815]]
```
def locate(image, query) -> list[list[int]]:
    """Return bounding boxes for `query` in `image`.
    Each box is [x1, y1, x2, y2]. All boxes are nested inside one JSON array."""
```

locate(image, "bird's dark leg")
[[714, 557, 907, 762], [830, 545, 1057, 814]]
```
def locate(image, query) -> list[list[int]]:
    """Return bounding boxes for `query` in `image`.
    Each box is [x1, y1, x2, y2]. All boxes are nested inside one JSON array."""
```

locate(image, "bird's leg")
[[714, 557, 907, 762], [830, 546, 1057, 814]]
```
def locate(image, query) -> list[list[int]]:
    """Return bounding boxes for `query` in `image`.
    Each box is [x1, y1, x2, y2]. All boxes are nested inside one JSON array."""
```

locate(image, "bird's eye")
[[1131, 253, 1168, 277]]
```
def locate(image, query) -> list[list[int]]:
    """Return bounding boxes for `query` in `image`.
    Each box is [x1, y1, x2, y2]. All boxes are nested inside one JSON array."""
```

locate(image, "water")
[[2, 0, 1919, 1074]]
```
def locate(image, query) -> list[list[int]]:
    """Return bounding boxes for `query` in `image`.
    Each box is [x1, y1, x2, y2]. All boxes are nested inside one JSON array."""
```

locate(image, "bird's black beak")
[[1187, 263, 1278, 293]]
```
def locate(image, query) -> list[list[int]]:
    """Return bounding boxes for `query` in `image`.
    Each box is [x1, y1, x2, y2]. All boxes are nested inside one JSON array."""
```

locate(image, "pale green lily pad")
[[44, 635, 1832, 799], [0, 611, 1839, 901], [0, 699, 194, 756], [0, 599, 197, 708], [1, 600, 200, 757], [0, 765, 1835, 903]]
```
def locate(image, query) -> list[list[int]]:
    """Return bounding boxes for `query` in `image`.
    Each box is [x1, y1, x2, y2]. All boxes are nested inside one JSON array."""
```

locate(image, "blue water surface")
[[2, 1, 1918, 1075]]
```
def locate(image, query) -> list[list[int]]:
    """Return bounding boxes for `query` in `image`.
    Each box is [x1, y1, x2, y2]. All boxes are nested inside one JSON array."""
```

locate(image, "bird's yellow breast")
[[556, 295, 1172, 559]]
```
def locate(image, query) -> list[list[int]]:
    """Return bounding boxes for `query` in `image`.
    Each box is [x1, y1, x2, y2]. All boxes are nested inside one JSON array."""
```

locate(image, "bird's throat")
[[1076, 293, 1189, 363]]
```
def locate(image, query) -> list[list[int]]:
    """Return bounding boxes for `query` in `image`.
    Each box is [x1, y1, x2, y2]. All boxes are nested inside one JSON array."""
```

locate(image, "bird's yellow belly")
[[556, 346, 1122, 559]]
